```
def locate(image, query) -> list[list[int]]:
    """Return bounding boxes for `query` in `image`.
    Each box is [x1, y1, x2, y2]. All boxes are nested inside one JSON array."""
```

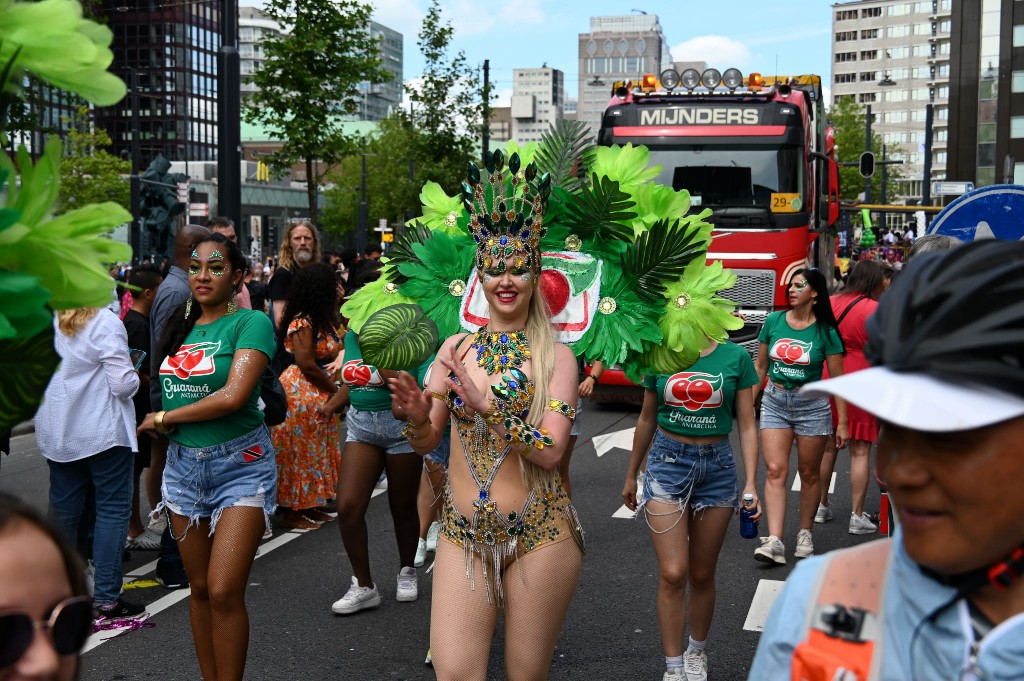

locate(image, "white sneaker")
[[683, 650, 708, 681], [125, 528, 162, 550], [397, 566, 418, 602], [754, 536, 786, 565], [414, 538, 427, 567], [374, 472, 388, 491], [424, 648, 433, 667], [425, 521, 440, 552], [331, 576, 381, 615], [814, 503, 834, 524], [663, 670, 685, 681], [147, 513, 167, 534], [849, 512, 879, 535], [795, 529, 814, 558]]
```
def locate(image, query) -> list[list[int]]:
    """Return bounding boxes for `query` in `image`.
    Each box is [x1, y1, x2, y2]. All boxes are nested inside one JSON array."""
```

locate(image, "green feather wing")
[[572, 260, 662, 367], [621, 217, 709, 303], [396, 230, 476, 338], [416, 182, 466, 235], [534, 119, 596, 194], [589, 144, 661, 194], [341, 277, 416, 334]]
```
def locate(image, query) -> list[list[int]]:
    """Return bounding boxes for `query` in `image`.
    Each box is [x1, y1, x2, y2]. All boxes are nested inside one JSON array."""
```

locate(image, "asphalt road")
[[0, 400, 880, 681]]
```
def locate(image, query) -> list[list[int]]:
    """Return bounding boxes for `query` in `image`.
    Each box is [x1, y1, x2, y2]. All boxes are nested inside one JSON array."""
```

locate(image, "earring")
[[184, 294, 193, 318], [227, 292, 239, 315]]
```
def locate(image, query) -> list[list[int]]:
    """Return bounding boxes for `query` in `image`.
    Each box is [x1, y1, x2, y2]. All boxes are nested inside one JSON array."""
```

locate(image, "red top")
[[825, 292, 879, 442]]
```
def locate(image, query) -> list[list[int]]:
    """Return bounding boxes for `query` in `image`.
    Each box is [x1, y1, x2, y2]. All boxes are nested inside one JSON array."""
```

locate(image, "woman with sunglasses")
[[751, 268, 846, 564], [0, 492, 93, 681]]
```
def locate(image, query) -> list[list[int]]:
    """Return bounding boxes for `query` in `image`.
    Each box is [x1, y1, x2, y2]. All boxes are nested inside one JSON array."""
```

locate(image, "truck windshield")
[[647, 145, 803, 211]]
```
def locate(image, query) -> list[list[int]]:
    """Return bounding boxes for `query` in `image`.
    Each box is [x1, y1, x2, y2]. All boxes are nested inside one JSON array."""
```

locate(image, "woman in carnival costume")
[[354, 127, 743, 679]]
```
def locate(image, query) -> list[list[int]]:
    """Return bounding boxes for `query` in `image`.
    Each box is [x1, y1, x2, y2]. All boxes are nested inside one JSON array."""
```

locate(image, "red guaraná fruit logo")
[[664, 372, 724, 411], [769, 338, 813, 366], [160, 342, 220, 380], [342, 360, 384, 387]]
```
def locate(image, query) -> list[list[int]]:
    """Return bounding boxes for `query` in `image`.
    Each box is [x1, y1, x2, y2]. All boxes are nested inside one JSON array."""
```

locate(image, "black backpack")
[[259, 366, 288, 427]]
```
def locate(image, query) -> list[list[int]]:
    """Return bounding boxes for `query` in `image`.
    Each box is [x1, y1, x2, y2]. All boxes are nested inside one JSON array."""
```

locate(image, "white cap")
[[800, 366, 1024, 432]]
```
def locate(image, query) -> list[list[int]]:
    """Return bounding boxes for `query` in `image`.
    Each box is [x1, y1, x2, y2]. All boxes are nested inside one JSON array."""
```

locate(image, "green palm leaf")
[[566, 174, 637, 246], [385, 221, 434, 284], [359, 304, 439, 371], [0, 322, 60, 431], [622, 218, 707, 303], [534, 119, 596, 194]]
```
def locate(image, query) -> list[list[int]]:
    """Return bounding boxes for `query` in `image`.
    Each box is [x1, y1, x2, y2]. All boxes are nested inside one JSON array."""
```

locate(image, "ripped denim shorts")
[[639, 430, 738, 516], [160, 424, 277, 537]]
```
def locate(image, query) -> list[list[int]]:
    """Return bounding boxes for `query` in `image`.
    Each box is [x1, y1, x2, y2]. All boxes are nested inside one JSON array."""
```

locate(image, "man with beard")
[[269, 221, 321, 329]]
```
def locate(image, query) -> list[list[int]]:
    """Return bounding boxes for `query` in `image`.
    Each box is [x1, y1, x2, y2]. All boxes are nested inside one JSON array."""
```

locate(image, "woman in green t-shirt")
[[622, 340, 761, 681], [140, 235, 277, 681], [751, 268, 847, 566]]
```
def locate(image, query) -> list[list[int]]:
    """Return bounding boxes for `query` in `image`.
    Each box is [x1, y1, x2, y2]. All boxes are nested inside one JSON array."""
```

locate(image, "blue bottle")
[[739, 493, 758, 539]]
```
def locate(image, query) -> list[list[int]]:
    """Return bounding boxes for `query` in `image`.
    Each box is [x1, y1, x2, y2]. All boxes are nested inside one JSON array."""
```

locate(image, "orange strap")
[[791, 539, 893, 681]]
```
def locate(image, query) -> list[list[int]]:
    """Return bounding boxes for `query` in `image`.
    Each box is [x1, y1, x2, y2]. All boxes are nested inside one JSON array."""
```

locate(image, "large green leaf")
[[622, 218, 707, 303], [0, 321, 60, 431], [385, 221, 434, 284], [566, 174, 637, 245], [359, 304, 439, 371], [534, 119, 597, 194]]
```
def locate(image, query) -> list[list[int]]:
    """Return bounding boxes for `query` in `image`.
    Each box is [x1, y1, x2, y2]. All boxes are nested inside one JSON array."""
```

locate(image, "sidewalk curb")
[[11, 420, 34, 437]]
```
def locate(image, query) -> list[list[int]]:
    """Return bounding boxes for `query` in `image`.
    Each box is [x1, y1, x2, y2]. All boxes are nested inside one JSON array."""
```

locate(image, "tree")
[[244, 0, 390, 224], [829, 96, 905, 206], [58, 105, 130, 214]]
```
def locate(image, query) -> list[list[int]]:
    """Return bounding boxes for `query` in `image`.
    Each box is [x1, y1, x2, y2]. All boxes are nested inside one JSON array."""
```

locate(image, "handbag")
[[259, 365, 288, 427]]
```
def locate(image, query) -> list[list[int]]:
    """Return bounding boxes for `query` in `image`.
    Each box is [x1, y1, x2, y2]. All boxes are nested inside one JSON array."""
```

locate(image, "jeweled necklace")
[[471, 328, 530, 375]]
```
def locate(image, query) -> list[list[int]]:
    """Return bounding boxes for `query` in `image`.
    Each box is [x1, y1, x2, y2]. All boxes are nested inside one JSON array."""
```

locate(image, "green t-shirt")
[[643, 342, 758, 437], [159, 309, 276, 447], [757, 310, 844, 388]]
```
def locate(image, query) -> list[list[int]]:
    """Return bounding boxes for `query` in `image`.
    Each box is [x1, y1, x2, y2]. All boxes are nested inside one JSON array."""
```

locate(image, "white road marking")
[[791, 472, 836, 493], [612, 504, 636, 519], [86, 531, 303, 653], [743, 579, 786, 632], [593, 427, 635, 457]]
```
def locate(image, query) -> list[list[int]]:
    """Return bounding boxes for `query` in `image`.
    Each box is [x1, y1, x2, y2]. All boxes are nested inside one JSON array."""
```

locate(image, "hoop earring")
[[227, 292, 239, 315], [184, 294, 193, 318]]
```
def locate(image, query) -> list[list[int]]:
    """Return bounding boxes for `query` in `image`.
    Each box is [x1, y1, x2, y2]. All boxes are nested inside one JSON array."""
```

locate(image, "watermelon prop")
[[359, 304, 439, 371]]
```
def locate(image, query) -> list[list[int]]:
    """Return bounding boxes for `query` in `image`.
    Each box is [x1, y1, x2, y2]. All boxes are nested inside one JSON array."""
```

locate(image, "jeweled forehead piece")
[[462, 150, 552, 272]]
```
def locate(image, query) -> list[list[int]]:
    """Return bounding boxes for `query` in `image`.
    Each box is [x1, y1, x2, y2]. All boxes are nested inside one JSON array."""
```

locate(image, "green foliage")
[[829, 97, 906, 205], [566, 174, 637, 247], [58, 105, 130, 213], [244, 0, 390, 223], [621, 218, 707, 303], [534, 119, 596, 194], [0, 324, 60, 431], [359, 303, 439, 371]]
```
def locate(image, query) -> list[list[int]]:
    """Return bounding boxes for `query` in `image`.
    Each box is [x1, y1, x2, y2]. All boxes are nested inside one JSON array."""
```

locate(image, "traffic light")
[[859, 151, 876, 179], [139, 154, 187, 254]]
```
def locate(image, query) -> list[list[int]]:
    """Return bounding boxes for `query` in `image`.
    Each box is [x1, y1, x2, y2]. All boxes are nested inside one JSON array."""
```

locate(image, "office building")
[[947, 0, 1024, 186], [511, 67, 565, 144], [488, 106, 513, 148], [577, 15, 672, 135], [358, 22, 403, 121], [96, 0, 222, 163], [240, 7, 285, 100], [831, 0, 952, 207]]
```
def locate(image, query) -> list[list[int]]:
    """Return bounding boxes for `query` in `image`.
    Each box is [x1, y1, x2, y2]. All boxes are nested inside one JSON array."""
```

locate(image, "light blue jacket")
[[749, 530, 1024, 680]]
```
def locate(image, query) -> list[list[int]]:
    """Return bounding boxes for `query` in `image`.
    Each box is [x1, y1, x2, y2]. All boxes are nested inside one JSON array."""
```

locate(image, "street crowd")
[[2, 222, 1023, 681]]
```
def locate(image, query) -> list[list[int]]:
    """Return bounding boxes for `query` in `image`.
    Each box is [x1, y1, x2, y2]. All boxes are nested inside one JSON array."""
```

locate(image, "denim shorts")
[[639, 431, 739, 514], [160, 425, 277, 537], [345, 407, 415, 455], [425, 434, 451, 467], [759, 381, 834, 437]]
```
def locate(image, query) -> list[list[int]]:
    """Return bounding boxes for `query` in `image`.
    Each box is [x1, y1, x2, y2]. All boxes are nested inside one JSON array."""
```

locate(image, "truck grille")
[[722, 269, 776, 308], [728, 309, 768, 360]]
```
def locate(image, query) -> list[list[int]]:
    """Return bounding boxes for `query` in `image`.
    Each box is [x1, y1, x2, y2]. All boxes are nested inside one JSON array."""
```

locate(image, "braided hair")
[[865, 239, 1024, 397]]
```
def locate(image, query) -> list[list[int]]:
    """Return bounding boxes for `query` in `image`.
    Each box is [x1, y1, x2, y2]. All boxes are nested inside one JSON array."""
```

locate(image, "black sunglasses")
[[0, 596, 93, 668]]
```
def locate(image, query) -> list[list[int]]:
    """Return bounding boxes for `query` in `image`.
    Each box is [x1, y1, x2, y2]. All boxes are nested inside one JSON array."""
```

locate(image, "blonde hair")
[[56, 307, 100, 336], [277, 221, 322, 271], [521, 289, 558, 492]]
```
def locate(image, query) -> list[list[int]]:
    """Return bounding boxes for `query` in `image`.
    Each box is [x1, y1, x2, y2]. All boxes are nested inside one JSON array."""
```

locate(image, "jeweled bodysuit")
[[437, 335, 582, 602]]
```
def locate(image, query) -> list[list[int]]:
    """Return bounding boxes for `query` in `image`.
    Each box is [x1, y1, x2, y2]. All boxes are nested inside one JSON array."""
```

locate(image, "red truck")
[[590, 68, 840, 400]]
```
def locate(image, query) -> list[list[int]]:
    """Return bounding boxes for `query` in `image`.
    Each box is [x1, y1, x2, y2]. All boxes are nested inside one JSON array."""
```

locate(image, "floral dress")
[[271, 316, 341, 509]]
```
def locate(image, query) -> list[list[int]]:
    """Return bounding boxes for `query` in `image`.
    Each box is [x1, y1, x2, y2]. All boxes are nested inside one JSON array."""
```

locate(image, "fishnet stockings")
[[430, 535, 582, 681], [170, 506, 265, 681]]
